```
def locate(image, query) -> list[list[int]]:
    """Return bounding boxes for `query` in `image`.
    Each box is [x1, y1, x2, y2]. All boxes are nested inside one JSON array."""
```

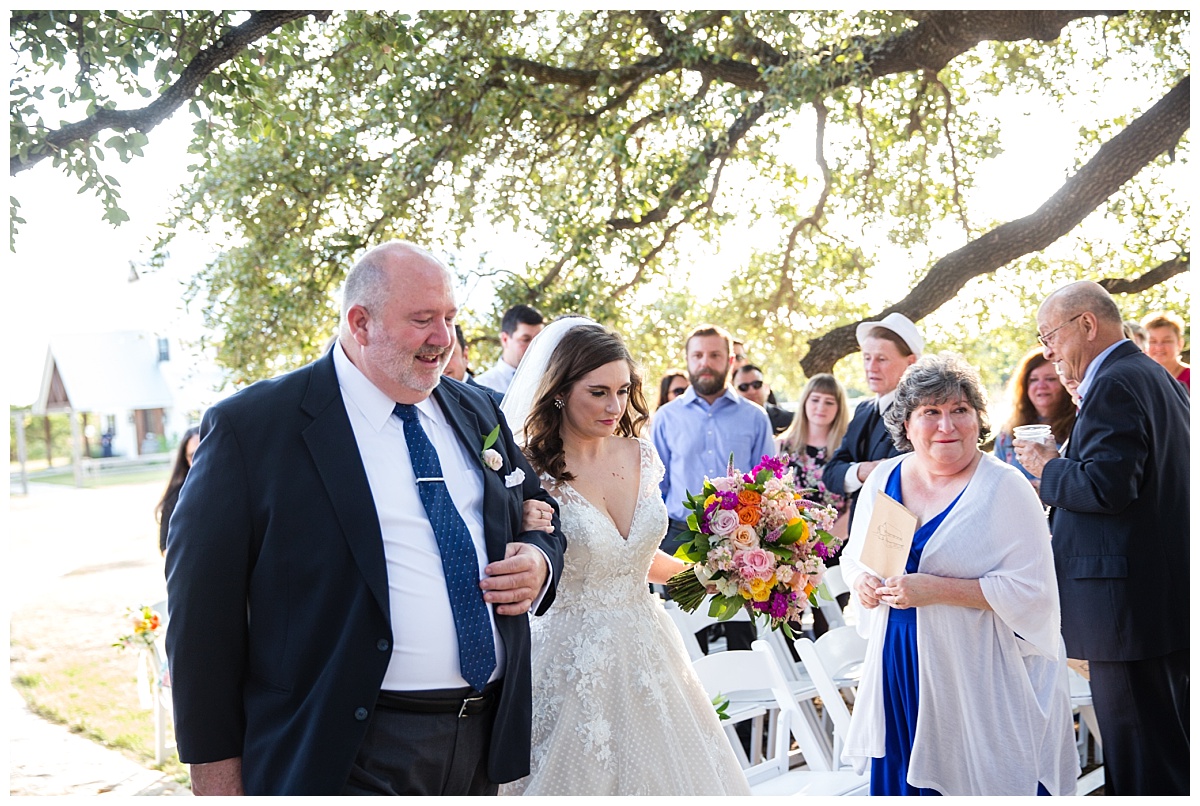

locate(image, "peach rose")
[[729, 524, 759, 551]]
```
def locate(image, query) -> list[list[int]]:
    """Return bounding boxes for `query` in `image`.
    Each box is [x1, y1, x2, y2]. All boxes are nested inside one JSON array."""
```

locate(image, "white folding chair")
[[691, 642, 867, 794], [665, 600, 827, 768], [794, 627, 868, 769], [1068, 665, 1104, 795], [816, 565, 849, 630]]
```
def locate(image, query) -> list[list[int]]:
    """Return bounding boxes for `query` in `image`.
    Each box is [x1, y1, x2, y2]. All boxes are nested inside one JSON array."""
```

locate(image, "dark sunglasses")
[[737, 380, 764, 392], [669, 386, 688, 398]]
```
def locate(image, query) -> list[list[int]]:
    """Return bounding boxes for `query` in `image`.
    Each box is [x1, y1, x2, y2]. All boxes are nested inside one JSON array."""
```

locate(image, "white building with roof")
[[31, 331, 223, 463]]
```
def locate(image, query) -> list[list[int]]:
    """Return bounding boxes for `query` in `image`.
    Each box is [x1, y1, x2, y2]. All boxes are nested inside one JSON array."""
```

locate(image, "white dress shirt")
[[333, 344, 503, 690], [473, 358, 517, 394]]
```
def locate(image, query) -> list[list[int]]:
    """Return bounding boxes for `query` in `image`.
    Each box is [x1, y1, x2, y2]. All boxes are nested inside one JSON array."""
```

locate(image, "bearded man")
[[650, 324, 774, 557]]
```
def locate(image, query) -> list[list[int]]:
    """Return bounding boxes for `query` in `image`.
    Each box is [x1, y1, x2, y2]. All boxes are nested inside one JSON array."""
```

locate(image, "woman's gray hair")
[[884, 352, 991, 452]]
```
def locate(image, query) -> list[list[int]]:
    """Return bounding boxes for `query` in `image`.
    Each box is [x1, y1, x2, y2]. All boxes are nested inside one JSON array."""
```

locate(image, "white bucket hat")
[[855, 312, 924, 357]]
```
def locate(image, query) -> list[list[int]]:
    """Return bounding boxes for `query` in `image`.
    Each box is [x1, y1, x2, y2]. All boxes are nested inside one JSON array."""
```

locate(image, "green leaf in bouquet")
[[777, 519, 809, 546], [754, 466, 774, 486], [712, 693, 731, 721], [814, 580, 833, 603], [779, 620, 796, 641], [687, 513, 700, 532], [708, 594, 745, 621], [764, 543, 793, 561], [672, 541, 706, 563]]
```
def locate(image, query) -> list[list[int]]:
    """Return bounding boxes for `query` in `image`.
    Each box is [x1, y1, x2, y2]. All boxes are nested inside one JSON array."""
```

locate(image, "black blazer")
[[164, 351, 565, 794], [822, 397, 905, 505], [1040, 341, 1189, 662]]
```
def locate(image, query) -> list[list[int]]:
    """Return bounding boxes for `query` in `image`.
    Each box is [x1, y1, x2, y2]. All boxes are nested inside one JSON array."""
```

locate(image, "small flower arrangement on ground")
[[667, 455, 845, 637], [113, 604, 162, 651]]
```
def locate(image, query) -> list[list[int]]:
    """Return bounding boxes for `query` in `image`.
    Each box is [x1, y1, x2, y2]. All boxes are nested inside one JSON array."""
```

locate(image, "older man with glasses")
[[1015, 281, 1189, 796]]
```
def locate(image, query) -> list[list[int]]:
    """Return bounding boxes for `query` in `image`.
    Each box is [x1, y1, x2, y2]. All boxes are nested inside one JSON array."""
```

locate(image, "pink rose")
[[710, 476, 740, 493], [735, 547, 777, 580], [708, 509, 740, 537]]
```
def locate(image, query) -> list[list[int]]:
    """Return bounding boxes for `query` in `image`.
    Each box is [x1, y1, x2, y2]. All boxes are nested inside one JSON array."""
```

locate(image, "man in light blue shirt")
[[652, 324, 773, 654], [651, 324, 775, 551]]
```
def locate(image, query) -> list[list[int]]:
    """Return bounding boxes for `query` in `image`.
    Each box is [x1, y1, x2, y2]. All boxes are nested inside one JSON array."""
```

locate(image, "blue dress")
[[869, 463, 1050, 796]]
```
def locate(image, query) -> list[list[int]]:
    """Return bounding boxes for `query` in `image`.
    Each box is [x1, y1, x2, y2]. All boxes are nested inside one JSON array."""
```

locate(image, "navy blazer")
[[164, 351, 566, 794], [822, 398, 906, 521], [1040, 341, 1189, 662]]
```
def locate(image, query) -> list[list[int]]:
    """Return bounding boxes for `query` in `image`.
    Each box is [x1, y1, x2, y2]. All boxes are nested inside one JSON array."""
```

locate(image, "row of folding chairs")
[[666, 589, 1104, 795]]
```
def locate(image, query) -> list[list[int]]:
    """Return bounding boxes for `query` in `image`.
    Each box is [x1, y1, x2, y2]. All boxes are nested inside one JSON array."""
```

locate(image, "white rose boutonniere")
[[482, 449, 503, 471], [504, 469, 526, 488], [481, 425, 504, 471]]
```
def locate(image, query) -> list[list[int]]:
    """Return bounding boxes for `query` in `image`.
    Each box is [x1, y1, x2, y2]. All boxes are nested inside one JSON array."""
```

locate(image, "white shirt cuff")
[[844, 464, 864, 494], [528, 545, 553, 612]]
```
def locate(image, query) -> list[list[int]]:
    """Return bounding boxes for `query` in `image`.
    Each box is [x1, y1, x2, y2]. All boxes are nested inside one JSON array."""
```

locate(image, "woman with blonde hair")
[[1141, 310, 1190, 392], [777, 373, 851, 536]]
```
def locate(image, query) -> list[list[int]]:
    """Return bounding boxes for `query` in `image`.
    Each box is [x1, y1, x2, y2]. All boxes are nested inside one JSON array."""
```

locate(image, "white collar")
[[877, 390, 897, 411], [333, 342, 444, 431]]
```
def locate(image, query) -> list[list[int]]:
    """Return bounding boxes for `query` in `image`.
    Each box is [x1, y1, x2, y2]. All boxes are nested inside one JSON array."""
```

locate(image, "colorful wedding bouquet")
[[113, 604, 163, 651], [667, 455, 845, 636]]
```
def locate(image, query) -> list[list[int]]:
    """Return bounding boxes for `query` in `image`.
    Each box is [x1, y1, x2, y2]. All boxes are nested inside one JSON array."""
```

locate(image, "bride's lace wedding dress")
[[501, 437, 750, 796]]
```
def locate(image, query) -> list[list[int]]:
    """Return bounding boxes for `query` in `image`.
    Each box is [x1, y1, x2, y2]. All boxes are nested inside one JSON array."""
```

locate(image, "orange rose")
[[737, 506, 762, 526], [738, 490, 762, 506]]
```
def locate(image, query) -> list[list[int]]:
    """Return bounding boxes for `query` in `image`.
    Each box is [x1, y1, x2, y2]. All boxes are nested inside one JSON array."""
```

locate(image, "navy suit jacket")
[[164, 351, 565, 794], [822, 397, 906, 523], [1040, 341, 1189, 662]]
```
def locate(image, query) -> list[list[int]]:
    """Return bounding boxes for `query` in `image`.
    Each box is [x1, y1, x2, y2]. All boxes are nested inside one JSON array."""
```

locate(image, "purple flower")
[[752, 455, 788, 478], [813, 541, 829, 560], [764, 526, 784, 543], [717, 490, 740, 510]]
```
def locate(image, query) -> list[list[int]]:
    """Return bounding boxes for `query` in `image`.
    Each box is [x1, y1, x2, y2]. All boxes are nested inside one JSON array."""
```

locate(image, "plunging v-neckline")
[[560, 460, 644, 542]]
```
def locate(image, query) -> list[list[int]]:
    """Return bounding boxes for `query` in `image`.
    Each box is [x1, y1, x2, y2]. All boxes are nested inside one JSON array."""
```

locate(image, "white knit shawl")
[[840, 452, 1079, 795]]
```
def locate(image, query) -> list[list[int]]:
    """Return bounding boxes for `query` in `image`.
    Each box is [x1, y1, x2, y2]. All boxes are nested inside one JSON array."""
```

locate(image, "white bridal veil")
[[500, 315, 598, 447]]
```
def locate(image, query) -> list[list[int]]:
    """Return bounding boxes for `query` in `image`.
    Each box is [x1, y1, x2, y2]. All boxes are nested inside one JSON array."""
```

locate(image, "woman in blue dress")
[[839, 353, 1079, 796]]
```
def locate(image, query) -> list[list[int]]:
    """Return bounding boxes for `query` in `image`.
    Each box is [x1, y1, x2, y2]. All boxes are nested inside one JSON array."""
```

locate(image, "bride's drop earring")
[[554, 398, 564, 409]]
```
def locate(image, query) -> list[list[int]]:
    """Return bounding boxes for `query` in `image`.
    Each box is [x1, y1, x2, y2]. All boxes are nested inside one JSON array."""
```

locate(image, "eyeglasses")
[[737, 380, 764, 392], [668, 386, 688, 398], [1037, 313, 1084, 347]]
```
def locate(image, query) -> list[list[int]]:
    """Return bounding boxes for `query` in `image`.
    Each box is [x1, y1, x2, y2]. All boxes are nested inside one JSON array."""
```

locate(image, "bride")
[[498, 317, 750, 796]]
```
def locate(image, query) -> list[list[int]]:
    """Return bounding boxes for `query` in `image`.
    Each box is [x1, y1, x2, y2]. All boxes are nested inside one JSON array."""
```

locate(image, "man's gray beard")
[[690, 370, 727, 396]]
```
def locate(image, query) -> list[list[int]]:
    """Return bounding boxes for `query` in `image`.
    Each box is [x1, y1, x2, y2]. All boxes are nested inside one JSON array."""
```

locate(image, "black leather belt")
[[377, 681, 500, 718]]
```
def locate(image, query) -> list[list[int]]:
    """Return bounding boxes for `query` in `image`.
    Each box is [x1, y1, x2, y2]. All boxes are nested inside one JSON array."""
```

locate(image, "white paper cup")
[[1013, 424, 1053, 445]]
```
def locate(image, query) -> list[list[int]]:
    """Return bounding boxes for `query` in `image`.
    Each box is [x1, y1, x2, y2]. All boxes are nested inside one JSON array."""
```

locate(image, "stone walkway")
[[9, 685, 188, 796], [9, 478, 190, 797]]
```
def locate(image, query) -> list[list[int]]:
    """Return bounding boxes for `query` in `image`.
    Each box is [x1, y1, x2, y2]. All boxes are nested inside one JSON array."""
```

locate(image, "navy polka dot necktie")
[[394, 403, 496, 692]]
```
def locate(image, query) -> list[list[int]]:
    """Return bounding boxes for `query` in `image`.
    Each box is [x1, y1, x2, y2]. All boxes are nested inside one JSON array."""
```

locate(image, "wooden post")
[[69, 408, 84, 488], [12, 411, 29, 495], [43, 415, 53, 467]]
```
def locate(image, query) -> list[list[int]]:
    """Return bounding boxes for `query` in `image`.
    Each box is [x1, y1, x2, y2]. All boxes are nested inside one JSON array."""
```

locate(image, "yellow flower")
[[748, 577, 773, 602], [705, 494, 717, 508]]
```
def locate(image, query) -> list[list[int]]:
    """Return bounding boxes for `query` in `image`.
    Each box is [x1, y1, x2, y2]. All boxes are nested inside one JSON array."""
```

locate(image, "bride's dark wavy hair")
[[524, 324, 649, 482]]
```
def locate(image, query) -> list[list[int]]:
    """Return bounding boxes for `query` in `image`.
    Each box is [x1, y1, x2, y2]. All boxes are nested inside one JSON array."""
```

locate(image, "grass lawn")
[[9, 476, 189, 786]]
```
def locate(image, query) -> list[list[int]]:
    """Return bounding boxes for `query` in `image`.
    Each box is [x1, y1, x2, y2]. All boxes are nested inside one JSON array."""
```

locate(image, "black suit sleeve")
[[164, 406, 254, 764], [822, 401, 871, 497], [489, 396, 566, 617], [1039, 372, 1148, 515]]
